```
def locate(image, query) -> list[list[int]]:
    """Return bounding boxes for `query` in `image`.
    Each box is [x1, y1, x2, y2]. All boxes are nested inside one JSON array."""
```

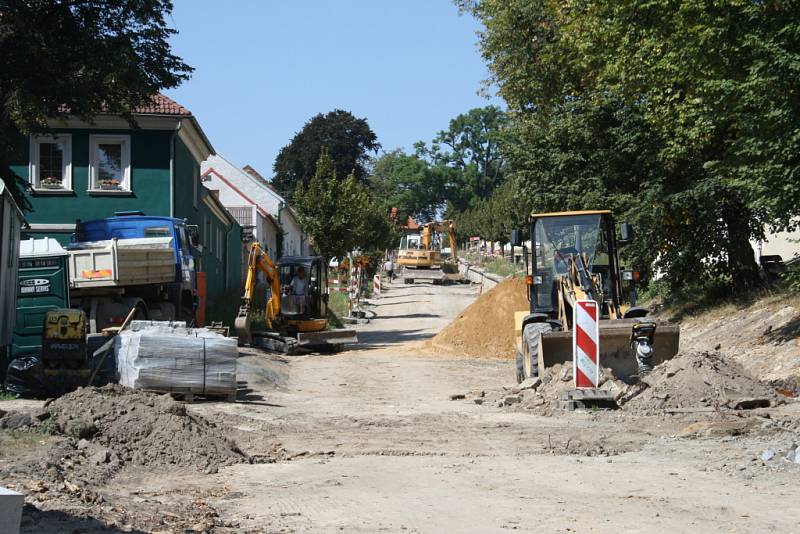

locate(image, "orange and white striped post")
[[573, 300, 600, 388], [373, 274, 381, 298]]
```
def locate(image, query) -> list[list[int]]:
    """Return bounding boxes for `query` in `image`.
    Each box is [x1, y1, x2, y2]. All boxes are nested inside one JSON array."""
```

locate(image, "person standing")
[[383, 257, 394, 282]]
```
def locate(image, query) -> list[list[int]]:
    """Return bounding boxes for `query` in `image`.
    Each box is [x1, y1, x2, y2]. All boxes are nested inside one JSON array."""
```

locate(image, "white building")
[[201, 155, 310, 260]]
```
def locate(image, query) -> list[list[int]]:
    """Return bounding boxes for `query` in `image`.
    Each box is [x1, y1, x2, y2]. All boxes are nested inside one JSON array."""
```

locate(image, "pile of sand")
[[622, 350, 782, 412], [431, 277, 529, 359]]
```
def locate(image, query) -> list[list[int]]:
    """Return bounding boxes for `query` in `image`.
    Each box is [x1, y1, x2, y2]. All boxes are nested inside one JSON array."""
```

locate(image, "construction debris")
[[430, 277, 528, 358], [488, 350, 784, 414], [620, 350, 782, 413]]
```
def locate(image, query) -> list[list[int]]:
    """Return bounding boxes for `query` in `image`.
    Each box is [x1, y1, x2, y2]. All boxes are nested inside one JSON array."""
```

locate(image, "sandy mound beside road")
[[431, 277, 529, 359]]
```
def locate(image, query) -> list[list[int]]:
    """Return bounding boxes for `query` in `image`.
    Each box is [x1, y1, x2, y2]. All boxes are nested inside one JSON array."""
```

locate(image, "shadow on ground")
[[21, 505, 148, 534], [355, 328, 434, 349], [373, 313, 440, 320]]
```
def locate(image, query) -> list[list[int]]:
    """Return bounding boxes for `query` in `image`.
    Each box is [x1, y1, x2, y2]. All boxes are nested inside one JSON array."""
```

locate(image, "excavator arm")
[[236, 242, 282, 345], [421, 220, 458, 261]]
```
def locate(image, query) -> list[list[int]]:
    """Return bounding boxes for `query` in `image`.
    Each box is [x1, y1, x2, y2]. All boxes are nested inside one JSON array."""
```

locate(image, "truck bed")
[[67, 237, 176, 288]]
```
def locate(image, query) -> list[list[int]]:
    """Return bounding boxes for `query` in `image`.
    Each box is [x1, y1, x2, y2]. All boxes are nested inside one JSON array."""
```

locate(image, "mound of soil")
[[431, 277, 528, 358], [622, 350, 782, 412], [504, 351, 782, 414], [10, 384, 247, 504]]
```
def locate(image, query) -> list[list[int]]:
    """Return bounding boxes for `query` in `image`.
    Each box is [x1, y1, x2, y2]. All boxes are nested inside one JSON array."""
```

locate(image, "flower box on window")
[[100, 178, 122, 190], [40, 176, 64, 189]]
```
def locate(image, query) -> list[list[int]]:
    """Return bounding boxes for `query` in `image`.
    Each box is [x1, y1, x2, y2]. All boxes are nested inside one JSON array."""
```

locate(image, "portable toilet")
[[10, 238, 70, 359]]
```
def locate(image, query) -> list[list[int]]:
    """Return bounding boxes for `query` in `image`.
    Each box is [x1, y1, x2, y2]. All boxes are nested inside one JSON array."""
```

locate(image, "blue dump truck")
[[66, 212, 201, 332]]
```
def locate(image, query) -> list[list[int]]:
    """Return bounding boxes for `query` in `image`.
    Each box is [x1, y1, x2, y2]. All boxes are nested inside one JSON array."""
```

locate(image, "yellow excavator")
[[397, 220, 462, 284], [510, 210, 680, 383], [234, 243, 357, 353]]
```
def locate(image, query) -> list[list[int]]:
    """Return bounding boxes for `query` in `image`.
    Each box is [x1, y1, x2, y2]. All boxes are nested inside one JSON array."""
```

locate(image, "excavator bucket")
[[536, 319, 680, 379]]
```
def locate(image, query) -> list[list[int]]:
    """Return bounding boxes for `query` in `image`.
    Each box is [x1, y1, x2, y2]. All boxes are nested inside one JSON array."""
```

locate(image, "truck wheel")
[[521, 322, 552, 381]]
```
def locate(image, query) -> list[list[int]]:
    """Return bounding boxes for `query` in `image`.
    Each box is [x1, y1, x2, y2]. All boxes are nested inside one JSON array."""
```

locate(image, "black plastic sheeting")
[[4, 356, 45, 398]]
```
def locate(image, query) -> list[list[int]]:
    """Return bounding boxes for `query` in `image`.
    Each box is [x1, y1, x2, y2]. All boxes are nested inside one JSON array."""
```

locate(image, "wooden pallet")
[[143, 387, 236, 403], [558, 389, 618, 411]]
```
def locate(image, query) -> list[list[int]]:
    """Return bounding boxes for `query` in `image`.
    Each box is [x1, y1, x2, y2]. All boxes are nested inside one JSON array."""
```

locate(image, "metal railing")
[[227, 205, 254, 228]]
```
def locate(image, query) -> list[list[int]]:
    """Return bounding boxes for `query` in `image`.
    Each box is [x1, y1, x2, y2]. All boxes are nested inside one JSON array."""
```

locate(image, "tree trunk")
[[724, 208, 760, 292]]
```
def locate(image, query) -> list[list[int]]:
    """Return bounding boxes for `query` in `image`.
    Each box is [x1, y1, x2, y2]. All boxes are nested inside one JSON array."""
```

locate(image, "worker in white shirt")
[[290, 266, 306, 313], [383, 258, 394, 282]]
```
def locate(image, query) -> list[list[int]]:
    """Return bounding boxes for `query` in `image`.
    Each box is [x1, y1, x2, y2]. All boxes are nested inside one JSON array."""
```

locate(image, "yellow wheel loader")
[[234, 243, 357, 354], [510, 210, 680, 383], [397, 220, 463, 284]]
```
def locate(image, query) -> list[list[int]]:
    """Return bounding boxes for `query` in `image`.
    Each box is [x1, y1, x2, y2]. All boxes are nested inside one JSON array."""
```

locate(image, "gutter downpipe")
[[170, 121, 182, 218]]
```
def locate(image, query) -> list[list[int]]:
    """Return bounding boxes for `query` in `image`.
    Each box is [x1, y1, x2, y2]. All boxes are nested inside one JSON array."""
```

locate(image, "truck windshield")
[[399, 234, 421, 250], [532, 214, 604, 310], [144, 226, 172, 237]]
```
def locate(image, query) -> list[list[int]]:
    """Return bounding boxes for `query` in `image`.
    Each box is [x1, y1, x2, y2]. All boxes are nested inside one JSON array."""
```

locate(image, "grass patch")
[[465, 253, 523, 278], [0, 430, 50, 457], [0, 389, 17, 401], [642, 277, 795, 322], [328, 290, 350, 317]]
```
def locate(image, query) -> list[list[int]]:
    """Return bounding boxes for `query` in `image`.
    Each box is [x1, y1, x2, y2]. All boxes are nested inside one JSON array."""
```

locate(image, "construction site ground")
[[1, 280, 799, 533]]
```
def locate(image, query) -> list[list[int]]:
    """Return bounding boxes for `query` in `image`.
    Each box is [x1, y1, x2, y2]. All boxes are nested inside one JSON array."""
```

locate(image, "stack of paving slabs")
[[115, 321, 237, 400]]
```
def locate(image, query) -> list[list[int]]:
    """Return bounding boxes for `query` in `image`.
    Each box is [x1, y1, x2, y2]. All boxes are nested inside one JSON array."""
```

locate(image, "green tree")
[[462, 0, 800, 291], [273, 109, 381, 199], [368, 149, 447, 222], [294, 151, 394, 263], [417, 105, 509, 211], [0, 0, 192, 207]]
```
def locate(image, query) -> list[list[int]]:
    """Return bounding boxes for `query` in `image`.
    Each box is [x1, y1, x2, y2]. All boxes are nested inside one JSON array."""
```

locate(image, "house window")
[[89, 135, 131, 192], [29, 134, 72, 191]]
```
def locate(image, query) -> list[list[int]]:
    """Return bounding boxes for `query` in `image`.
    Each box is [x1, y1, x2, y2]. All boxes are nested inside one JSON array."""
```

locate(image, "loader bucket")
[[536, 319, 680, 380]]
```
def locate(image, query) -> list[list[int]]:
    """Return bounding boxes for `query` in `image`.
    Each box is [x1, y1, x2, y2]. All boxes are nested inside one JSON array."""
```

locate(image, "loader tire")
[[521, 322, 553, 381], [515, 350, 525, 383]]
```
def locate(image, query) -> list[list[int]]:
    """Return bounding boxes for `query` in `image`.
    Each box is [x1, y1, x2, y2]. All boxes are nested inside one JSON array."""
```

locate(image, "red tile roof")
[[57, 93, 192, 116], [133, 94, 192, 116]]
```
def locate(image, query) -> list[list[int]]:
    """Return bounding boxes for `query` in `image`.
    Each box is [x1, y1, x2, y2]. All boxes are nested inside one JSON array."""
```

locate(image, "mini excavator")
[[234, 243, 357, 353]]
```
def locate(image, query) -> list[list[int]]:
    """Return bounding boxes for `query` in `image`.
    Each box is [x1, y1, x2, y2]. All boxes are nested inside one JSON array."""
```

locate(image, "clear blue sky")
[[164, 0, 499, 177]]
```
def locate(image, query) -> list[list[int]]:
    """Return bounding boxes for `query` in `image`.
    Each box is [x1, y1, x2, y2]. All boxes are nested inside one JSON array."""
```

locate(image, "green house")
[[9, 94, 241, 310]]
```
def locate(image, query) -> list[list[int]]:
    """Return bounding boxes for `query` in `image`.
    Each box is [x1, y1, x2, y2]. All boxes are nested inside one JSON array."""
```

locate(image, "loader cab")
[[525, 211, 623, 319], [277, 256, 328, 320]]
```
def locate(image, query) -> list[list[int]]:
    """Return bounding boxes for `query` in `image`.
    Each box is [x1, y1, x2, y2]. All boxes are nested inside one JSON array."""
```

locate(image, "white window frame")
[[88, 134, 131, 194], [29, 134, 72, 192]]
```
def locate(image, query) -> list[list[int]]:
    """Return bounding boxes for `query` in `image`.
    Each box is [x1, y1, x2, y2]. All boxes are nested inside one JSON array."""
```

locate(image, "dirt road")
[[2, 280, 798, 533], [199, 281, 800, 534]]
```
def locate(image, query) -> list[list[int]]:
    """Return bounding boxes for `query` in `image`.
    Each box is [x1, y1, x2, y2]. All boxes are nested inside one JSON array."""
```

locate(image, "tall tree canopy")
[[417, 105, 509, 212], [273, 109, 381, 199], [293, 151, 394, 262], [368, 149, 448, 223], [461, 0, 800, 291], [0, 0, 192, 207]]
